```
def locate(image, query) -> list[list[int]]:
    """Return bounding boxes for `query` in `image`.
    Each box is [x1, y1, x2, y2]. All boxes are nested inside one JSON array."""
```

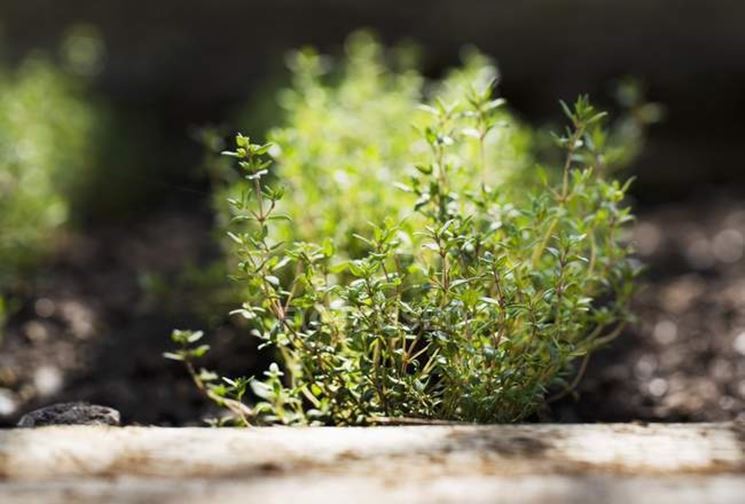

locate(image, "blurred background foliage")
[[213, 33, 535, 260], [0, 33, 97, 323], [4, 0, 743, 204]]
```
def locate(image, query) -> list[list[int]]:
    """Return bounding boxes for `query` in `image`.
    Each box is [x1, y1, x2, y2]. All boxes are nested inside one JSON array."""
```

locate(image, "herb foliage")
[[169, 34, 645, 425]]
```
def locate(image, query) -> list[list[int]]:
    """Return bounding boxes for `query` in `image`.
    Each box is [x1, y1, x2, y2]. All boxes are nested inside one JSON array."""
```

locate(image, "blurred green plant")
[[170, 47, 640, 423], [211, 32, 534, 261], [0, 37, 100, 326]]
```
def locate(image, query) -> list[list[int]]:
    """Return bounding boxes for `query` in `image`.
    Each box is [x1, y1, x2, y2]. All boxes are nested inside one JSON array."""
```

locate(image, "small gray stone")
[[17, 402, 121, 427]]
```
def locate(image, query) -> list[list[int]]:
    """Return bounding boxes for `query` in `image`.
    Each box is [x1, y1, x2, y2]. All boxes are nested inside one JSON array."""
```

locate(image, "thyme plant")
[[170, 85, 638, 424]]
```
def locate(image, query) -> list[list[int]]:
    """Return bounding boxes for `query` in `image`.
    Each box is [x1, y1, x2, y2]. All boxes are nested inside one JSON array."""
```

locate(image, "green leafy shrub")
[[213, 32, 534, 260], [0, 52, 98, 321], [170, 71, 639, 423]]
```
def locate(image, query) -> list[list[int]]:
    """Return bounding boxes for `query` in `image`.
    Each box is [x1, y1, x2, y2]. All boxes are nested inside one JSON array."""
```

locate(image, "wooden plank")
[[0, 423, 742, 503]]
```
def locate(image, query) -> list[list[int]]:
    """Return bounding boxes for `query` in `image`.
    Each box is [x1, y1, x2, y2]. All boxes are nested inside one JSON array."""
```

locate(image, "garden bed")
[[2, 196, 744, 426], [0, 423, 742, 502]]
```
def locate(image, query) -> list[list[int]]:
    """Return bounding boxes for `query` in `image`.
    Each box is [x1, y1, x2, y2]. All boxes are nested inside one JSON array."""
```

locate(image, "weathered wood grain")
[[0, 423, 742, 503]]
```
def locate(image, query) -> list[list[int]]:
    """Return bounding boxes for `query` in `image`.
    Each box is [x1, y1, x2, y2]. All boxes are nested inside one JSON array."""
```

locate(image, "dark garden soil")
[[552, 194, 745, 422], [1, 195, 744, 426]]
